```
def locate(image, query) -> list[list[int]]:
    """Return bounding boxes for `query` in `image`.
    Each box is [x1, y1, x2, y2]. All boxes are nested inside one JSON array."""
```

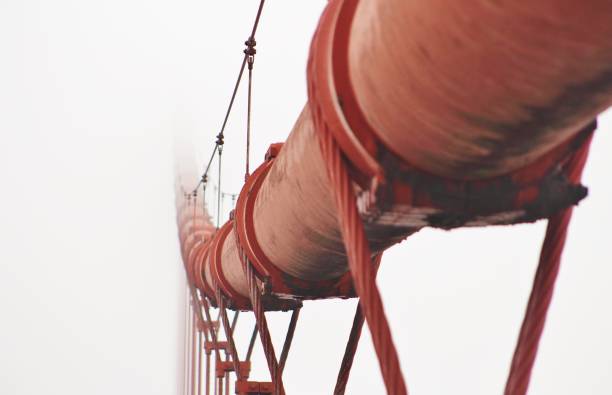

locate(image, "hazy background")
[[1, 1, 610, 394]]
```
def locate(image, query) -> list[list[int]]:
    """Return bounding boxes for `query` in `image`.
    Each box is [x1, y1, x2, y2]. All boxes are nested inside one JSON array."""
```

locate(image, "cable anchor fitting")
[[244, 37, 256, 69], [216, 133, 225, 154]]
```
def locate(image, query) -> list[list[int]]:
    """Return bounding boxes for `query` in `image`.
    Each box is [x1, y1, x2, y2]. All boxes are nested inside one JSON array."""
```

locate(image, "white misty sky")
[[1, 1, 610, 394]]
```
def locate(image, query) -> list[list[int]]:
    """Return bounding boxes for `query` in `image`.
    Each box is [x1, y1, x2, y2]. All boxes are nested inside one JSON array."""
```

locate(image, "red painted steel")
[[176, 0, 611, 306], [235, 381, 274, 395], [348, 0, 612, 179], [176, 0, 612, 392], [315, 92, 407, 394], [505, 134, 593, 395]]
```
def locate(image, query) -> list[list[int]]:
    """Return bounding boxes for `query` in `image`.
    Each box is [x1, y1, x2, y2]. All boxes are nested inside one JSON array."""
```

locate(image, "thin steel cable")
[[201, 174, 208, 214], [248, 0, 265, 39], [245, 64, 252, 180], [245, 49, 255, 180], [190, 0, 266, 194], [216, 147, 223, 228]]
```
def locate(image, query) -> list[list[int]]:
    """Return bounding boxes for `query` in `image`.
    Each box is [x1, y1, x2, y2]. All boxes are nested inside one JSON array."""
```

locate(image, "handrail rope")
[[504, 133, 593, 395], [189, 0, 266, 195], [333, 254, 383, 395]]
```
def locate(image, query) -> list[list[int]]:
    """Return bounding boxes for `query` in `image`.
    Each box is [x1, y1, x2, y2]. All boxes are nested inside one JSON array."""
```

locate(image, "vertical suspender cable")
[[504, 134, 593, 395], [216, 144, 223, 229], [191, 307, 197, 395], [244, 38, 256, 180], [184, 287, 190, 395], [197, 326, 202, 395]]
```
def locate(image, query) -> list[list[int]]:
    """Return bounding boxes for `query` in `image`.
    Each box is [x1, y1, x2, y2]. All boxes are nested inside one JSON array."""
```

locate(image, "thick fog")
[[1, 1, 610, 394]]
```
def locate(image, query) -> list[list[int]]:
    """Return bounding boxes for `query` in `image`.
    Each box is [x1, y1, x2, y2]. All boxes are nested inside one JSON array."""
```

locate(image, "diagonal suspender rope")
[[278, 308, 300, 376], [504, 133, 593, 395], [201, 298, 223, 366], [245, 324, 258, 362], [316, 124, 408, 395], [216, 288, 244, 380], [334, 254, 383, 395], [231, 311, 240, 333], [240, 250, 285, 395]]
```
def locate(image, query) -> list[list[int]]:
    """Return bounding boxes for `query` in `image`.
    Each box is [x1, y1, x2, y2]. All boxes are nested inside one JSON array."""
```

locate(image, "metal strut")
[[334, 254, 383, 395]]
